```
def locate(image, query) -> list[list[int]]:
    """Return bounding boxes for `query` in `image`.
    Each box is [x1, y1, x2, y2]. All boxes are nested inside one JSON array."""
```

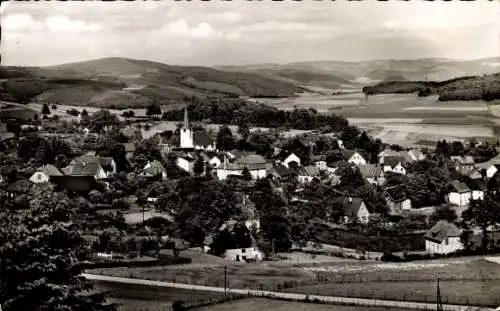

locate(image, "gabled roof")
[[65, 161, 103, 176], [335, 197, 366, 217], [143, 160, 166, 176], [468, 169, 483, 180], [451, 156, 475, 165], [299, 165, 320, 177], [341, 149, 357, 160], [424, 220, 461, 243], [464, 178, 487, 192], [383, 156, 407, 168], [449, 180, 471, 193], [98, 157, 115, 171], [193, 131, 213, 147], [238, 154, 266, 165], [358, 164, 383, 179], [385, 185, 408, 203], [269, 164, 291, 178], [40, 164, 63, 177]]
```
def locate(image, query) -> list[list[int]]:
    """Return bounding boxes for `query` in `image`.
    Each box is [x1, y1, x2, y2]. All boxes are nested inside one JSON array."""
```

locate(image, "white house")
[[382, 156, 407, 175], [336, 197, 370, 224], [341, 150, 367, 166], [315, 160, 328, 171], [358, 164, 384, 185], [224, 247, 263, 262], [425, 220, 463, 254], [29, 164, 63, 184], [408, 149, 426, 162], [216, 154, 267, 180], [179, 108, 217, 151], [297, 165, 320, 184], [142, 160, 168, 180], [486, 164, 500, 179], [385, 185, 412, 215], [282, 153, 301, 168], [465, 179, 486, 201], [208, 155, 222, 168], [177, 156, 195, 173], [446, 180, 471, 207]]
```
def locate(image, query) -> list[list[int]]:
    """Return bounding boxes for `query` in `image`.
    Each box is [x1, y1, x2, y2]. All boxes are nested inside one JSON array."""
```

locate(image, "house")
[[451, 156, 475, 175], [98, 157, 117, 176], [122, 142, 136, 160], [341, 150, 367, 166], [297, 165, 320, 184], [382, 156, 407, 175], [29, 164, 63, 184], [335, 197, 370, 224], [484, 164, 500, 179], [142, 160, 167, 180], [358, 164, 384, 185], [378, 149, 402, 164], [216, 154, 267, 180], [385, 185, 412, 215], [446, 180, 471, 207], [468, 169, 483, 180], [179, 108, 217, 151], [315, 160, 328, 171], [464, 178, 486, 201], [408, 149, 426, 162], [281, 153, 301, 169], [425, 220, 463, 254], [51, 175, 107, 193], [65, 153, 109, 179], [267, 164, 292, 182], [210, 220, 263, 262], [177, 155, 195, 173]]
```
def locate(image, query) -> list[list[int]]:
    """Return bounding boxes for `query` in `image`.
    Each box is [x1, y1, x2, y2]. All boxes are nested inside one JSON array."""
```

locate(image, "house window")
[[241, 248, 246, 253], [445, 238, 449, 245]]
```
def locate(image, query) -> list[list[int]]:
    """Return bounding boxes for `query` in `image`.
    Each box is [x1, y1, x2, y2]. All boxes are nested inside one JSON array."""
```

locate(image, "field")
[[193, 298, 415, 311], [256, 92, 500, 147], [286, 259, 500, 307], [94, 280, 238, 311]]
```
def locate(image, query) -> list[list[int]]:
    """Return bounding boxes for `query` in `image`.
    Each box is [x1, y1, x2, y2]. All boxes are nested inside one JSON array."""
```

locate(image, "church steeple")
[[183, 107, 189, 129]]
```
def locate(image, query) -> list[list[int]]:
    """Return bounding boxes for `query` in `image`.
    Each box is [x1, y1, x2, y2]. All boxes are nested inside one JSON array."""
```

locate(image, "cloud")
[[2, 13, 44, 32], [45, 15, 103, 33]]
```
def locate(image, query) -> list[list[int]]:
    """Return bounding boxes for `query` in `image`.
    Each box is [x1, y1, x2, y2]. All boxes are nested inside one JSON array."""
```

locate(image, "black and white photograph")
[[1, 0, 500, 310]]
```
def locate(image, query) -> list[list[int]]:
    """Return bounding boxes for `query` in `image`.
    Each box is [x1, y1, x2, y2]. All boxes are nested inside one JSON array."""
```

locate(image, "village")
[[1, 103, 500, 267]]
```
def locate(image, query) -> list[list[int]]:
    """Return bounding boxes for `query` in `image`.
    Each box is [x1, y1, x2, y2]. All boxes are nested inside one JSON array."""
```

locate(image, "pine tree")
[[41, 103, 51, 116]]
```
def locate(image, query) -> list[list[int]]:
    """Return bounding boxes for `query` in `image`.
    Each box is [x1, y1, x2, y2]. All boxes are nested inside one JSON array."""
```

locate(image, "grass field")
[[192, 298, 415, 311], [287, 260, 500, 307]]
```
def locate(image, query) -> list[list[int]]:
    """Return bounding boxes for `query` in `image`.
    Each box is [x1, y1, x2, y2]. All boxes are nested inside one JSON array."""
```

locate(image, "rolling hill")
[[217, 57, 500, 89], [0, 57, 304, 109], [362, 73, 500, 101]]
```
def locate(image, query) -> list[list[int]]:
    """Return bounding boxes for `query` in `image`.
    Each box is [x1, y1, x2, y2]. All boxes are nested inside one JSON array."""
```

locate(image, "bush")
[[66, 109, 80, 116]]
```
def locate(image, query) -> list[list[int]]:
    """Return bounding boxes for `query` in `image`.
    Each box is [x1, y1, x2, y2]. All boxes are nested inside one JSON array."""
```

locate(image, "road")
[[83, 273, 494, 311]]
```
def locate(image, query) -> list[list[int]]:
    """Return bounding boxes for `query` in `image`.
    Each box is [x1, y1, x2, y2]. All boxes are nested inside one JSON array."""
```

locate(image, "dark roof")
[[98, 157, 115, 171], [51, 175, 104, 192], [464, 178, 487, 192], [383, 156, 407, 168], [385, 185, 408, 203], [299, 165, 320, 177], [335, 197, 365, 217], [449, 180, 471, 193], [273, 165, 291, 178], [424, 220, 461, 243], [358, 164, 383, 178], [193, 131, 213, 147], [341, 149, 357, 160], [65, 162, 103, 176]]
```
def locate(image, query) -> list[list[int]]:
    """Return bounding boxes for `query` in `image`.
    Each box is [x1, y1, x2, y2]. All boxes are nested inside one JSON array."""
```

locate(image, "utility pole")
[[224, 265, 227, 296]]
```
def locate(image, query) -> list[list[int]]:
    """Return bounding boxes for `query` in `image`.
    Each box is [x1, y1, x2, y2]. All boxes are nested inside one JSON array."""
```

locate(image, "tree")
[[41, 103, 50, 116], [241, 167, 252, 181], [146, 103, 162, 119], [238, 123, 251, 140], [89, 110, 120, 133], [193, 158, 204, 176], [121, 110, 135, 120], [430, 205, 458, 224], [461, 196, 500, 252], [216, 125, 235, 151], [81, 109, 89, 117], [35, 137, 73, 166], [0, 186, 117, 311]]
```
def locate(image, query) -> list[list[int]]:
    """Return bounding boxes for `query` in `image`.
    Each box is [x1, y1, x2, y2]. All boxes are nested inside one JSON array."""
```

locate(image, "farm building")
[[425, 220, 463, 255]]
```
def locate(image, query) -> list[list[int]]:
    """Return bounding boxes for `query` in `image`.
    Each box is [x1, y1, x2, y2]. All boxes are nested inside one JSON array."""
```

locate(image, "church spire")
[[183, 107, 189, 128]]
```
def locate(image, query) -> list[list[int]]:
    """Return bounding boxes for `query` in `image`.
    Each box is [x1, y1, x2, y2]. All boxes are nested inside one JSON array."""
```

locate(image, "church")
[[179, 108, 217, 151]]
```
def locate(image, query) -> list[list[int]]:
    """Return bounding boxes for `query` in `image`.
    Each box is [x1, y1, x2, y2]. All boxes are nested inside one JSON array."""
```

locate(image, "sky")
[[1, 1, 499, 67]]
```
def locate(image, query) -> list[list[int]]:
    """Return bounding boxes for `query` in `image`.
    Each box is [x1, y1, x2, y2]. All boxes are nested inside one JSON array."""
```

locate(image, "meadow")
[[192, 298, 415, 311]]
